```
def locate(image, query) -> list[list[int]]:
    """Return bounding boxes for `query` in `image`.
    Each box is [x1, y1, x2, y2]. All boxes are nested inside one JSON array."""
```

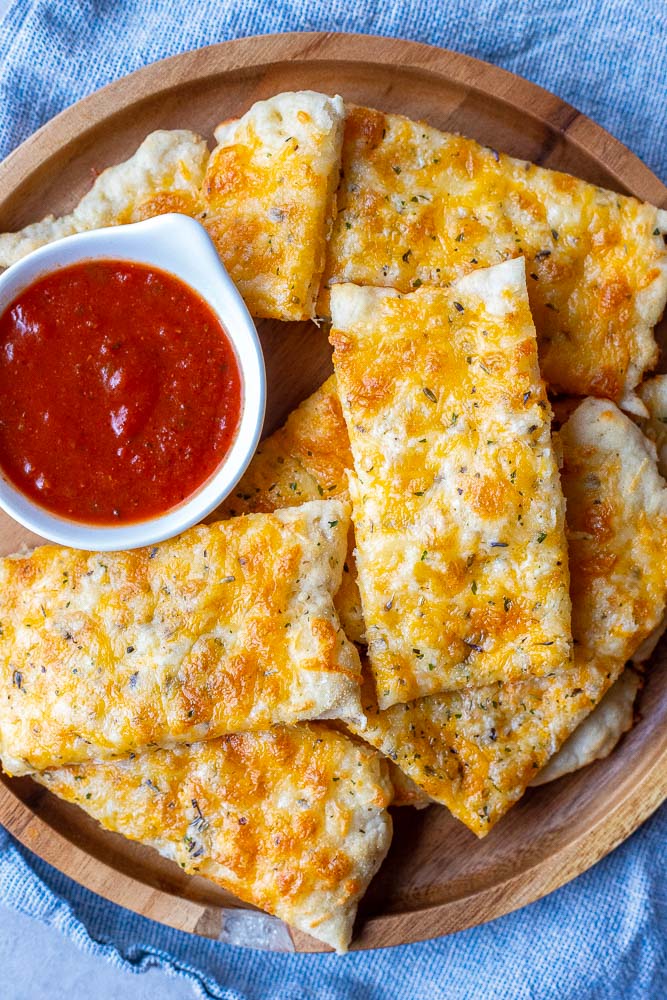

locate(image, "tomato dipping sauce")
[[0, 260, 242, 524]]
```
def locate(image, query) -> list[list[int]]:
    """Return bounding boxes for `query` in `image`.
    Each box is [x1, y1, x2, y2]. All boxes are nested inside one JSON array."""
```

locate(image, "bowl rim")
[[0, 213, 266, 551]]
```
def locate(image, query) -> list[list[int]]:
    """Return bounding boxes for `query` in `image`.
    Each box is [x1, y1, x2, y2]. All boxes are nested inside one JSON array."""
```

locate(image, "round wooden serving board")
[[0, 32, 665, 954]]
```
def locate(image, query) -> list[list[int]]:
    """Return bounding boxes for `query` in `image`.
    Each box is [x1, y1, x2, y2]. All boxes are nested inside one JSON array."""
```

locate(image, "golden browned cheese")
[[560, 399, 667, 666], [216, 375, 365, 642], [350, 400, 667, 836], [200, 92, 345, 321], [218, 375, 351, 516], [320, 105, 667, 406], [37, 723, 393, 953], [0, 501, 364, 775], [0, 92, 346, 324], [0, 131, 210, 267], [530, 667, 641, 787], [330, 259, 572, 706]]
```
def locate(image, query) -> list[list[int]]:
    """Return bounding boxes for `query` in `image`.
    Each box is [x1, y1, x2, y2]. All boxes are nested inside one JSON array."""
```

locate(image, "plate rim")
[[1, 32, 665, 207], [0, 30, 665, 953]]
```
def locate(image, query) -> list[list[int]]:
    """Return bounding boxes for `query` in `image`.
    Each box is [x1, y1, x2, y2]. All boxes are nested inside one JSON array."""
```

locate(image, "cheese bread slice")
[[561, 399, 667, 665], [0, 501, 364, 775], [388, 665, 642, 804], [356, 660, 617, 835], [218, 375, 351, 518], [350, 400, 667, 835], [637, 374, 667, 479], [200, 91, 345, 320], [36, 723, 392, 953], [330, 258, 572, 706], [320, 105, 667, 407], [217, 385, 645, 804], [0, 131, 209, 267], [530, 667, 641, 787], [216, 374, 364, 641]]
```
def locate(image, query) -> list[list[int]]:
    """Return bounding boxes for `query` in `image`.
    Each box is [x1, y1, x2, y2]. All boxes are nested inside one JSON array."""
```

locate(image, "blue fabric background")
[[0, 2, 665, 997]]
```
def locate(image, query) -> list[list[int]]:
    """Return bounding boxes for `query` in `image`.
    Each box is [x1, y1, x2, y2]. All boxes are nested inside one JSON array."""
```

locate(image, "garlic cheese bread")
[[349, 400, 667, 835], [0, 130, 209, 267], [0, 92, 346, 323], [215, 377, 663, 811], [0, 501, 364, 775], [560, 399, 667, 668], [356, 659, 618, 835], [530, 667, 641, 787], [200, 91, 345, 320], [37, 723, 393, 953], [320, 105, 667, 407], [216, 381, 648, 805], [216, 374, 364, 641], [330, 258, 572, 706], [218, 375, 351, 519]]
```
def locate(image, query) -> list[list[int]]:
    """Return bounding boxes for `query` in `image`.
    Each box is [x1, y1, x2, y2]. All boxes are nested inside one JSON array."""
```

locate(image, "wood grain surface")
[[0, 31, 665, 953]]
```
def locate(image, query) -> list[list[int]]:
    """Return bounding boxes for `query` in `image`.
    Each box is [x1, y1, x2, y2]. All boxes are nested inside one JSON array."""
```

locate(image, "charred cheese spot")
[[464, 475, 511, 517], [598, 277, 632, 314], [203, 146, 247, 200], [132, 189, 199, 221], [345, 106, 388, 149], [581, 499, 615, 543]]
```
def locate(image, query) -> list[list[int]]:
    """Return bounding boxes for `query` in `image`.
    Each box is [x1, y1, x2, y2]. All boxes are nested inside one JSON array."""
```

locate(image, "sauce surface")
[[0, 260, 242, 524]]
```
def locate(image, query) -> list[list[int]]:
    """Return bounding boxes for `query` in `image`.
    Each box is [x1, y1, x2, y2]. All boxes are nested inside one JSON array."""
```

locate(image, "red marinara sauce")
[[0, 260, 242, 524]]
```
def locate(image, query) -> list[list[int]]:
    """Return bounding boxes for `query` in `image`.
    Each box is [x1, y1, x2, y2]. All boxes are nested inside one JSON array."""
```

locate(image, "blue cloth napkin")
[[0, 2, 665, 997]]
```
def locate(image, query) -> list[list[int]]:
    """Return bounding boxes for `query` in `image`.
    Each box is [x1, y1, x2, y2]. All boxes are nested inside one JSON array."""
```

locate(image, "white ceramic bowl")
[[0, 214, 265, 550]]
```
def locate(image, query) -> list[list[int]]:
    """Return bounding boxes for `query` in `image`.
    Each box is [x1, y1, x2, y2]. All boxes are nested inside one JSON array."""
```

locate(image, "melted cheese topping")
[[0, 92, 346, 323], [350, 400, 667, 835], [356, 659, 616, 835], [530, 667, 640, 786], [216, 375, 364, 642], [320, 105, 667, 405], [330, 259, 572, 706], [219, 379, 658, 810], [37, 723, 393, 953], [0, 131, 209, 267], [0, 501, 364, 775], [386, 761, 431, 809], [561, 399, 667, 665], [200, 92, 344, 320], [218, 376, 351, 517]]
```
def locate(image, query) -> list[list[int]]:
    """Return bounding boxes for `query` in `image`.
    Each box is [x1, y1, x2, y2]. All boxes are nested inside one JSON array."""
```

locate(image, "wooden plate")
[[0, 32, 665, 953]]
